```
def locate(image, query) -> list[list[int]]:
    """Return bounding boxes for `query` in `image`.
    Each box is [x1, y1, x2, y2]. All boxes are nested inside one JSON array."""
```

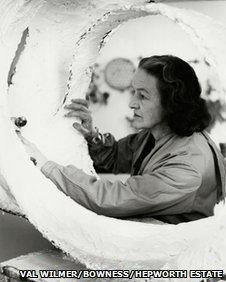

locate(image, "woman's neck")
[[151, 123, 172, 141]]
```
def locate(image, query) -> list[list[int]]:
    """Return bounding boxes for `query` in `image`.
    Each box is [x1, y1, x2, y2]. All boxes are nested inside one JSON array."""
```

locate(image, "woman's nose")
[[129, 96, 139, 109]]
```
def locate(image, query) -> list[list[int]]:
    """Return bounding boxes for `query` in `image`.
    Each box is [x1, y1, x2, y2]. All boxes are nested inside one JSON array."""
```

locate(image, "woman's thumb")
[[73, 122, 89, 136]]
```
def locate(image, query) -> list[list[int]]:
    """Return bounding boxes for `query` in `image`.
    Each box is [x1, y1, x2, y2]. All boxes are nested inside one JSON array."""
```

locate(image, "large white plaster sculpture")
[[0, 0, 226, 277]]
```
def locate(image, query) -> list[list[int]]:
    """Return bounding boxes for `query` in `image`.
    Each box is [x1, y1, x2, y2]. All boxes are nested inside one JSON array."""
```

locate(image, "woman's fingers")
[[16, 132, 36, 148], [72, 122, 90, 136], [18, 135, 29, 145], [64, 103, 90, 113], [70, 98, 89, 108], [65, 110, 91, 121], [15, 132, 48, 168], [64, 99, 94, 137], [16, 131, 26, 143]]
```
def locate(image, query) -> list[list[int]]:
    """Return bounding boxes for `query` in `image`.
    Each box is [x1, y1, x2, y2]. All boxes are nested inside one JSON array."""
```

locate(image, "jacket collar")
[[132, 129, 174, 175]]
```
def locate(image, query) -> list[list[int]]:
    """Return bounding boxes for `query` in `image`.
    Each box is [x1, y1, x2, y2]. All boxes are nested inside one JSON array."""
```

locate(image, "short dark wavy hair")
[[138, 55, 211, 136]]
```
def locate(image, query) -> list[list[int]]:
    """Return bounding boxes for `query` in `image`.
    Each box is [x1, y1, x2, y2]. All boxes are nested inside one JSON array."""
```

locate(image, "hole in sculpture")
[[89, 14, 224, 181], [90, 15, 223, 139]]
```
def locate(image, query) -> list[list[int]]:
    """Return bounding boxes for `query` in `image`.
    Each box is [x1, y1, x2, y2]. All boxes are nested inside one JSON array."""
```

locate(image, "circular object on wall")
[[104, 58, 135, 90]]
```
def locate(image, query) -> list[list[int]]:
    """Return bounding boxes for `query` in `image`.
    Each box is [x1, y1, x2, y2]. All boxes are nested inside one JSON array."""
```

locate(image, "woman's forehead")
[[132, 68, 158, 91]]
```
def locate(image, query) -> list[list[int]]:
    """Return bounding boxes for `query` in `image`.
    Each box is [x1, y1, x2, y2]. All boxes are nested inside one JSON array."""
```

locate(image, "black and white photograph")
[[0, 0, 226, 281]]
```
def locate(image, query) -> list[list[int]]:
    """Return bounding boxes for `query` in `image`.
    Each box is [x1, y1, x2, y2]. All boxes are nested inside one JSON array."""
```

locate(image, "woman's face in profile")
[[129, 68, 164, 132]]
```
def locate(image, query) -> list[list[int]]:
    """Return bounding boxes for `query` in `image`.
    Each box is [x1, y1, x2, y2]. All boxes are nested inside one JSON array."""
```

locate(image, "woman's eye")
[[139, 93, 146, 99]]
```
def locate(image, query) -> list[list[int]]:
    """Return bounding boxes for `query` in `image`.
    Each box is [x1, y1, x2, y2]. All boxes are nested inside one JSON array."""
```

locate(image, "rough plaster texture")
[[0, 0, 226, 278]]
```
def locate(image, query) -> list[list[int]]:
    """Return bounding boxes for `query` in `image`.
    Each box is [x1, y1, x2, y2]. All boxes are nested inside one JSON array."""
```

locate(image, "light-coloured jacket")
[[41, 130, 225, 224]]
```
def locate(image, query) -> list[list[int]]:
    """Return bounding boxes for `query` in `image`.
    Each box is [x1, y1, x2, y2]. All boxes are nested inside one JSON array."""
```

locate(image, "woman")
[[20, 55, 226, 224]]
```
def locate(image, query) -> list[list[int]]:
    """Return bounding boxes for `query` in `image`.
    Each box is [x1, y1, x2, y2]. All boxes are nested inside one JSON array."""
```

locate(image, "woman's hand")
[[64, 99, 98, 139], [17, 133, 48, 168]]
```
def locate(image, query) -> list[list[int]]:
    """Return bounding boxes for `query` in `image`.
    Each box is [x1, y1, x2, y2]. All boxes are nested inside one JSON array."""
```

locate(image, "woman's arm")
[[17, 130, 201, 219], [41, 159, 201, 218], [87, 132, 139, 174]]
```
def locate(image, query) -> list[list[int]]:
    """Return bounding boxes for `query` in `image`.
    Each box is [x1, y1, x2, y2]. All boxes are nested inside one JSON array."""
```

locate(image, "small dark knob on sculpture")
[[14, 116, 27, 128]]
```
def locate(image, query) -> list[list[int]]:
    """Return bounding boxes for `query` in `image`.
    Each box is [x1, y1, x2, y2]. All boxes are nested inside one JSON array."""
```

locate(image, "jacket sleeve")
[[87, 132, 139, 174], [41, 159, 202, 218]]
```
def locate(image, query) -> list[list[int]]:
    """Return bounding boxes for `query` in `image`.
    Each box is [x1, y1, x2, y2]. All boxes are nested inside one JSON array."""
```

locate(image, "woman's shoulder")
[[155, 131, 215, 165]]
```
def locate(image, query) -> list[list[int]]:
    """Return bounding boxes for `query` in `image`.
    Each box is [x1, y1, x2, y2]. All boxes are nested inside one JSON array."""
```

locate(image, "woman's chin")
[[131, 121, 143, 130]]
